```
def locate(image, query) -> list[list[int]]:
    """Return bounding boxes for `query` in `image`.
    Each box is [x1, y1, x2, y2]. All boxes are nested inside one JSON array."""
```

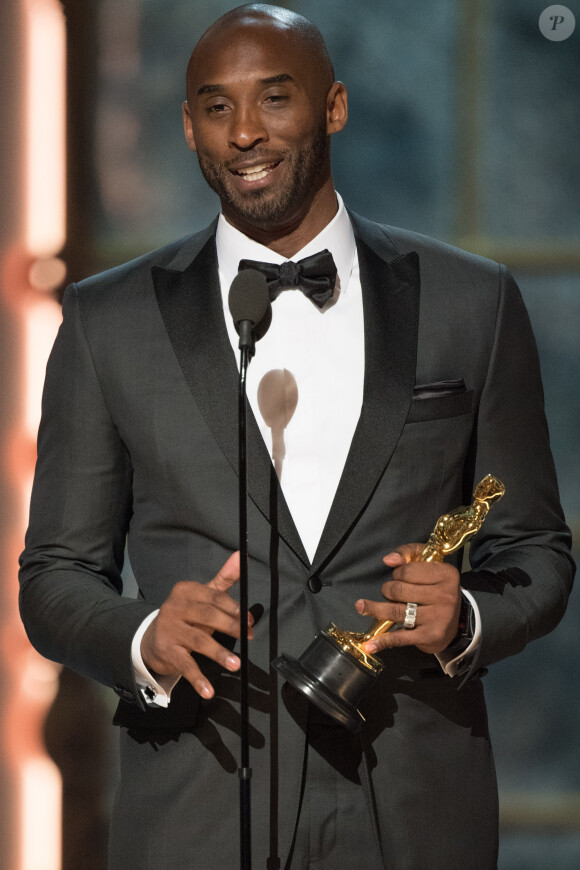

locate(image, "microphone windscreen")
[[228, 269, 271, 338]]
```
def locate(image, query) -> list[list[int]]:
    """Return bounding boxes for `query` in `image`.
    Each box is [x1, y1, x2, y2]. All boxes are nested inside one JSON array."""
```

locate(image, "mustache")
[[222, 150, 288, 170]]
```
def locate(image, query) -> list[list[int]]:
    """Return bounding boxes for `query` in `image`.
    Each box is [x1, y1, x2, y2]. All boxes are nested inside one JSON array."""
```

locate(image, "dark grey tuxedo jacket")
[[19, 212, 574, 869]]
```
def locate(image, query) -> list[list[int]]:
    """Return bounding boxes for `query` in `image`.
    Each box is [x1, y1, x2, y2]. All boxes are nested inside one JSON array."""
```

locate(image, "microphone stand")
[[229, 270, 270, 870], [237, 329, 253, 870]]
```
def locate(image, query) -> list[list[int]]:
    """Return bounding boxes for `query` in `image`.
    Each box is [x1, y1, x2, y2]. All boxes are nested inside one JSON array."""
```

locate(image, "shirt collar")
[[215, 192, 356, 298]]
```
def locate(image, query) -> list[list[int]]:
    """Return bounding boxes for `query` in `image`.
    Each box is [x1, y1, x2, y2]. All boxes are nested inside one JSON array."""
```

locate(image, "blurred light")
[[28, 257, 67, 292], [11, 4, 68, 870], [21, 758, 62, 870], [25, 0, 66, 257], [23, 653, 61, 706]]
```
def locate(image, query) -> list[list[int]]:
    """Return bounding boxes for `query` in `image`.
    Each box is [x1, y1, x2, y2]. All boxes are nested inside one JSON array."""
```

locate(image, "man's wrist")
[[131, 610, 180, 707], [446, 594, 475, 653], [436, 588, 481, 677]]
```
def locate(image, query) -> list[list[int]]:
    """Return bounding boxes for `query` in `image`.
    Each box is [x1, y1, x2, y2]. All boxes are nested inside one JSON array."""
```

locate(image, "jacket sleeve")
[[461, 266, 574, 668], [19, 284, 155, 699]]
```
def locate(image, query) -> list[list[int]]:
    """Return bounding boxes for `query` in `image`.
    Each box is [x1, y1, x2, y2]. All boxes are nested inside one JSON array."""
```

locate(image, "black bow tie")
[[238, 249, 337, 309]]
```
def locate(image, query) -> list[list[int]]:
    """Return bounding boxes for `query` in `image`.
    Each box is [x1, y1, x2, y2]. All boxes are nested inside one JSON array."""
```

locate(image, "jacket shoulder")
[[350, 211, 502, 280], [72, 222, 217, 306]]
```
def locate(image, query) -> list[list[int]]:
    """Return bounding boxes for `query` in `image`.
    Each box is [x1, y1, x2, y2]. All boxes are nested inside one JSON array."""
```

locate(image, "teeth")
[[237, 162, 276, 180]]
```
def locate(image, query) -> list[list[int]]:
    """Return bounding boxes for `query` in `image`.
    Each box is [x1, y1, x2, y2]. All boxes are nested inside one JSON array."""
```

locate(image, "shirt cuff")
[[131, 610, 181, 707], [435, 588, 482, 677]]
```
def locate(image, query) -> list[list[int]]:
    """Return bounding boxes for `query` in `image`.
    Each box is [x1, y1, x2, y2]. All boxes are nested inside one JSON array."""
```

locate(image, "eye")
[[206, 100, 230, 114], [265, 93, 289, 106]]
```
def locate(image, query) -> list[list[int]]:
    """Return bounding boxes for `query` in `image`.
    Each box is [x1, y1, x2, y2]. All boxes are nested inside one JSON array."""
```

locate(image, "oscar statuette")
[[273, 474, 505, 732]]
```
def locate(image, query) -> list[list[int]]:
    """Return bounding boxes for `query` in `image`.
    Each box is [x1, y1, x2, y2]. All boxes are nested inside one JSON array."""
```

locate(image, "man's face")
[[184, 23, 338, 233]]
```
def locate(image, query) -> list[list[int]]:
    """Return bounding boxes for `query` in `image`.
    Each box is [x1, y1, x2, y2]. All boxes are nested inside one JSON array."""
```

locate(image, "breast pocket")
[[380, 380, 475, 525], [406, 379, 473, 423]]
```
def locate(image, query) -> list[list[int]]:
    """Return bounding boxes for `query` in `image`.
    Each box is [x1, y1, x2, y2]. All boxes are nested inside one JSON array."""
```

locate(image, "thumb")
[[207, 551, 241, 592], [383, 542, 425, 567]]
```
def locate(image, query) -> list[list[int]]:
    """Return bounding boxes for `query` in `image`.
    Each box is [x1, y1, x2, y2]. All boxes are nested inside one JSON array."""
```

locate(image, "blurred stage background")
[[0, 1, 578, 868]]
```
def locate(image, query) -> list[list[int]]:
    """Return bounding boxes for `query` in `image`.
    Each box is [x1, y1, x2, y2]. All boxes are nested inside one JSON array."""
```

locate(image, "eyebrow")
[[261, 74, 295, 85], [196, 73, 295, 96], [197, 83, 225, 95]]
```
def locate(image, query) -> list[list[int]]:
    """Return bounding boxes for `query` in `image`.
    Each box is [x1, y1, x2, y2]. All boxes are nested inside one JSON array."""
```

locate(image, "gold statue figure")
[[326, 474, 505, 673]]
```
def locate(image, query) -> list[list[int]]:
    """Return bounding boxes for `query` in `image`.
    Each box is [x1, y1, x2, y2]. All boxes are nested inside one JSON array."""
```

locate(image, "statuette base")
[[273, 627, 383, 733]]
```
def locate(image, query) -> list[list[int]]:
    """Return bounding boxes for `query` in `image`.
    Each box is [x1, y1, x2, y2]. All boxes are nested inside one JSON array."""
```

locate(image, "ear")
[[182, 101, 197, 152], [326, 82, 348, 135]]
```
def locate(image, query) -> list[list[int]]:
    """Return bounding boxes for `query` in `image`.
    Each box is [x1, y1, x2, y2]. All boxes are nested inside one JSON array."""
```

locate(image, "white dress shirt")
[[217, 193, 363, 561], [132, 194, 480, 705]]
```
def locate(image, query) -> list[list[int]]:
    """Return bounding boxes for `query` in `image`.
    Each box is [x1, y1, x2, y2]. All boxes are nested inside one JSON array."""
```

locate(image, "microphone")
[[228, 269, 272, 356]]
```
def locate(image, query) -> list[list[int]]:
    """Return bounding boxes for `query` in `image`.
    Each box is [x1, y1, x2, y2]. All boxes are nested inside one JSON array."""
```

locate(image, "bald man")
[[20, 5, 573, 869]]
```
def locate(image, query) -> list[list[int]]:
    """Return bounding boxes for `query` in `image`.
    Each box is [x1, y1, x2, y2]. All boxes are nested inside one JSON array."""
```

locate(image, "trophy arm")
[[360, 618, 396, 641]]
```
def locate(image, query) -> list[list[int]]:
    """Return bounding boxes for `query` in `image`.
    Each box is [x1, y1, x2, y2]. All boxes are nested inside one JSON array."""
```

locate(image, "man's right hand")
[[141, 551, 252, 699]]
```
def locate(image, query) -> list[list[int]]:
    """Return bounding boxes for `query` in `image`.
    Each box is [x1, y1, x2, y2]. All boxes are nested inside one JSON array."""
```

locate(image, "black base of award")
[[273, 629, 382, 733]]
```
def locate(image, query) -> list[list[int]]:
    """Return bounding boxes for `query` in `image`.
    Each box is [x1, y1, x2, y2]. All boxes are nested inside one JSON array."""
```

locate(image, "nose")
[[229, 105, 268, 151]]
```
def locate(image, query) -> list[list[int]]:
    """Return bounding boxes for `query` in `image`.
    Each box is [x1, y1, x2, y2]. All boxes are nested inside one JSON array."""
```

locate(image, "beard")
[[196, 120, 329, 229]]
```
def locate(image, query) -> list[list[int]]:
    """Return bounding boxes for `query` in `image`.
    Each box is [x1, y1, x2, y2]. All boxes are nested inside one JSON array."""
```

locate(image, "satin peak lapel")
[[311, 239, 421, 573], [152, 235, 309, 566]]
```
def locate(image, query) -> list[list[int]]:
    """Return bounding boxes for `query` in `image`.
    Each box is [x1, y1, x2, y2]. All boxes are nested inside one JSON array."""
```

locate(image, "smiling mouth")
[[232, 161, 280, 181]]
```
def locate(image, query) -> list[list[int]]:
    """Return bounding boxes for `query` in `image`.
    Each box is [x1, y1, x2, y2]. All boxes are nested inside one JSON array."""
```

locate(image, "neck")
[[222, 180, 338, 259]]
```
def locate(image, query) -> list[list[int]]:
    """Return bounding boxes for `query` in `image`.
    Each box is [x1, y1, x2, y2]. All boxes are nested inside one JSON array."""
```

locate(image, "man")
[[19, 5, 574, 869]]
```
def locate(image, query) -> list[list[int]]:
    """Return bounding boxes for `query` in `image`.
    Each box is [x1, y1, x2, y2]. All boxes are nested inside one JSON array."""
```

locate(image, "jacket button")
[[114, 684, 136, 702], [308, 575, 322, 593]]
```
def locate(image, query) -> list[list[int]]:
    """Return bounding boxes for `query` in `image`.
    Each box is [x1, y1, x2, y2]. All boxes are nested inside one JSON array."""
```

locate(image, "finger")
[[354, 598, 408, 624], [365, 626, 456, 656], [208, 551, 241, 592], [174, 649, 217, 699], [169, 580, 243, 623], [184, 627, 242, 671], [176, 643, 240, 700], [360, 611, 450, 654], [159, 586, 253, 647], [382, 577, 451, 606], [392, 559, 455, 581], [143, 609, 242, 667], [362, 626, 424, 654], [386, 561, 460, 593], [149, 629, 243, 699], [383, 542, 425, 567], [179, 597, 246, 638], [361, 606, 461, 656], [206, 552, 254, 629]]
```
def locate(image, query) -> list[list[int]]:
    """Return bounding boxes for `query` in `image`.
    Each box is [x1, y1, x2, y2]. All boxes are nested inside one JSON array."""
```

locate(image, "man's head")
[[183, 4, 347, 248]]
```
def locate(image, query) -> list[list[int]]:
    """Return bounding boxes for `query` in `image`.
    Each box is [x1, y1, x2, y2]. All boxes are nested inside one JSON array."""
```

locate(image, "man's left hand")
[[354, 543, 462, 655]]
